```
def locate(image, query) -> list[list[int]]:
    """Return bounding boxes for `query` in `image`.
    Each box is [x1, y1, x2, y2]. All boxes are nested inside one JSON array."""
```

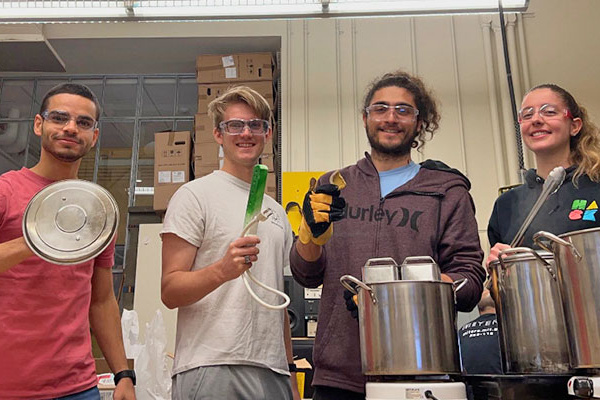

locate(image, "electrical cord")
[[240, 209, 291, 310], [424, 390, 441, 400]]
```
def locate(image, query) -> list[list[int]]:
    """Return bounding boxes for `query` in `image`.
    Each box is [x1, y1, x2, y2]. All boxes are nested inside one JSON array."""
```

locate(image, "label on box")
[[225, 67, 237, 79], [97, 373, 114, 386], [172, 171, 185, 183], [221, 55, 235, 67], [158, 171, 171, 183]]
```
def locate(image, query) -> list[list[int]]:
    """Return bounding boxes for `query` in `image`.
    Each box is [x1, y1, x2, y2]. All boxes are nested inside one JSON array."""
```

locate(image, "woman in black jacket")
[[487, 83, 600, 264]]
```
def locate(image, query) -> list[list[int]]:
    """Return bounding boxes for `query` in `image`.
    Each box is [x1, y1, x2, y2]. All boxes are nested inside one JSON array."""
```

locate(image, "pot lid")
[[22, 179, 119, 265]]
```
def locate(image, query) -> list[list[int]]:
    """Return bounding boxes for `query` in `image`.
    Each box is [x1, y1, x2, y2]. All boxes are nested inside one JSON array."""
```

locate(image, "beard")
[[41, 127, 91, 162], [366, 123, 417, 157]]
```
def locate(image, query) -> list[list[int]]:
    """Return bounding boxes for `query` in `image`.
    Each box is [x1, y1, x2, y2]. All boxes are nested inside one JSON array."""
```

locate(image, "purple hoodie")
[[290, 154, 485, 394]]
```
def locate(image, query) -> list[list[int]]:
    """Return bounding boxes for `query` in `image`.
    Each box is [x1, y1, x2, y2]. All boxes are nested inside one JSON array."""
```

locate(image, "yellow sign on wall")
[[282, 171, 325, 235]]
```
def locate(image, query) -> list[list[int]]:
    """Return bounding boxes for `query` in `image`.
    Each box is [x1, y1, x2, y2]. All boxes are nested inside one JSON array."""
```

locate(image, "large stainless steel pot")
[[340, 275, 466, 376], [534, 228, 600, 369], [488, 248, 571, 374]]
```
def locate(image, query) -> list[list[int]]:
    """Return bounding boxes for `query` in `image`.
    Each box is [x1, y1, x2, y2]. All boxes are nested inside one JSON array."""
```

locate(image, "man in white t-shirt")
[[161, 86, 299, 400]]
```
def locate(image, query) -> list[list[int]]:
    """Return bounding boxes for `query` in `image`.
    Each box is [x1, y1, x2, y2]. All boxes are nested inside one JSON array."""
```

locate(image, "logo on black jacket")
[[569, 199, 598, 221]]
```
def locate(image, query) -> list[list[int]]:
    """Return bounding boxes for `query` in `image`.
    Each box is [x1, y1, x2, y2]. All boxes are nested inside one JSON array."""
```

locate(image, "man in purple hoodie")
[[290, 70, 486, 400]]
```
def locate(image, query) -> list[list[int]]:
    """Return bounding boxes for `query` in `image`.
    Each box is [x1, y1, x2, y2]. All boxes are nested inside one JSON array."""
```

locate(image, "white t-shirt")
[[161, 170, 293, 376]]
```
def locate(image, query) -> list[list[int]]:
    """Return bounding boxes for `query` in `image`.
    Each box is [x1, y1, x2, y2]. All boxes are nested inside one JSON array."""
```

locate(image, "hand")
[[298, 173, 347, 246], [218, 236, 261, 282], [486, 243, 511, 273], [343, 289, 359, 320], [113, 377, 136, 400]]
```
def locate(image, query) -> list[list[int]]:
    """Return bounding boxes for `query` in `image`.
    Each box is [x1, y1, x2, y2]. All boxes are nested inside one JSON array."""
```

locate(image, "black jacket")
[[488, 166, 600, 248]]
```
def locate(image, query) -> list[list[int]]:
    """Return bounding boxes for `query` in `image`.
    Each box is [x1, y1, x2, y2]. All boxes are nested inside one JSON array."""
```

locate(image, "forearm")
[[290, 242, 326, 288], [295, 240, 322, 262], [89, 295, 129, 374], [283, 309, 294, 364], [161, 261, 227, 309], [0, 237, 34, 274]]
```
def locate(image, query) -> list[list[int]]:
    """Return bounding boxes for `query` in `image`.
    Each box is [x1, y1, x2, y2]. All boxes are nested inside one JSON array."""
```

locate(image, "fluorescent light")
[[0, 0, 529, 23], [329, 0, 529, 15]]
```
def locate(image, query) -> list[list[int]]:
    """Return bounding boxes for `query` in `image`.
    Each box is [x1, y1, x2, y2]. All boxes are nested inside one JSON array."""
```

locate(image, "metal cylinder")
[[342, 277, 461, 375], [535, 228, 600, 369], [489, 248, 571, 374]]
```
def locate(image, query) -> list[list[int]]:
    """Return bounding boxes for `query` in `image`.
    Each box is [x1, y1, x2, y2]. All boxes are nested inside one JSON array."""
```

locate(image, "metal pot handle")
[[533, 231, 583, 262], [498, 246, 556, 280], [451, 278, 468, 305], [452, 278, 468, 293], [364, 257, 399, 267], [340, 275, 377, 305], [401, 256, 436, 265]]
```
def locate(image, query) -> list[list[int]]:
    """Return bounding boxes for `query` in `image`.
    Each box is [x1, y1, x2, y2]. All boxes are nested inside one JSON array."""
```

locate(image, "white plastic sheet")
[[121, 309, 171, 399]]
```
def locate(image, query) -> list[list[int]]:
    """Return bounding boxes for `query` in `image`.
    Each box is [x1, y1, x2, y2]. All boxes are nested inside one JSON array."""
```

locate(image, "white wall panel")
[[335, 19, 362, 167], [413, 16, 466, 170], [452, 15, 500, 229], [304, 19, 341, 171], [284, 19, 309, 171]]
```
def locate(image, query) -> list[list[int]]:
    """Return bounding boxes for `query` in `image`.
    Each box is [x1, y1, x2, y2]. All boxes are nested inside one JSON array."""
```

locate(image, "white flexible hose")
[[240, 209, 291, 310]]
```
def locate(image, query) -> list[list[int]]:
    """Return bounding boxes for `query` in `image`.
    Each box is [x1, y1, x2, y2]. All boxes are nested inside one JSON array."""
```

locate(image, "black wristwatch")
[[114, 369, 136, 386]]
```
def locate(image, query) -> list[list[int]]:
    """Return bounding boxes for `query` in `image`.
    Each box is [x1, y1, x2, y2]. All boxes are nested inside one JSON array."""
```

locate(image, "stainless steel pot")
[[340, 274, 466, 376], [488, 248, 571, 374], [22, 179, 119, 265], [534, 228, 600, 369]]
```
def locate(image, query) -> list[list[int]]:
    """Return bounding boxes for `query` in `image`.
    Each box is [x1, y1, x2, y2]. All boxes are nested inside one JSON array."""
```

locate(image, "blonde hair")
[[527, 84, 600, 183], [207, 85, 272, 128]]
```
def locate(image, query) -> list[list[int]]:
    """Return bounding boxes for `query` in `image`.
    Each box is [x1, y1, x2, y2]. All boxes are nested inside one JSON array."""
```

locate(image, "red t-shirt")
[[0, 168, 115, 399]]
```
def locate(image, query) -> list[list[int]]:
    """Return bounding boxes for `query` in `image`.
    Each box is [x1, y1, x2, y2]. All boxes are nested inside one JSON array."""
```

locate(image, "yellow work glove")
[[298, 171, 347, 246]]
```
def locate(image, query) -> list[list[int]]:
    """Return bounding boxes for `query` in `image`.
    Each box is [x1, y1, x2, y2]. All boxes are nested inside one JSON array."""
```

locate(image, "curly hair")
[[362, 70, 441, 151], [526, 84, 600, 183]]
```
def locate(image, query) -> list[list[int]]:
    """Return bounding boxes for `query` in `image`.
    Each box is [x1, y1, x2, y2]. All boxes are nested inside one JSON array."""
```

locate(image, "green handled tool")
[[243, 164, 269, 235], [240, 164, 290, 309]]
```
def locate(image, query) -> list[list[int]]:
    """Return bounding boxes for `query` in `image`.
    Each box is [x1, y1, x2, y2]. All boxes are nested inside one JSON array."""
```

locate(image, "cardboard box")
[[266, 172, 277, 198], [194, 163, 219, 179], [194, 142, 220, 164], [262, 136, 274, 155], [197, 81, 274, 113], [194, 114, 214, 143], [196, 53, 273, 83], [154, 131, 191, 211], [96, 358, 134, 398], [258, 153, 275, 172]]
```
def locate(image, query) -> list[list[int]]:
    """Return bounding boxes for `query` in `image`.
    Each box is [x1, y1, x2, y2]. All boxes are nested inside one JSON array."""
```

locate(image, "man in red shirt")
[[0, 83, 136, 400]]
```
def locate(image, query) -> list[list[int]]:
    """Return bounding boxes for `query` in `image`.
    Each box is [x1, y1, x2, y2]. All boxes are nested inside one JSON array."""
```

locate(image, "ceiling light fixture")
[[0, 0, 529, 23]]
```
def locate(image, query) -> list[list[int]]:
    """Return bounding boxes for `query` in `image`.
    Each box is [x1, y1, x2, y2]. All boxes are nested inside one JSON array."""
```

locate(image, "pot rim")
[[556, 226, 600, 239], [488, 250, 553, 267]]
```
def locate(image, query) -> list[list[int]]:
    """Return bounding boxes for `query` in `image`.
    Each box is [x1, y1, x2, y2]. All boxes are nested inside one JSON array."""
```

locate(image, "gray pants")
[[172, 365, 293, 400]]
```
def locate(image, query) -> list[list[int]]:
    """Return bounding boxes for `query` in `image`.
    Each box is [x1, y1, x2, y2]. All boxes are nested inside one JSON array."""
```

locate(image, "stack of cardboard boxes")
[[153, 130, 191, 211], [152, 52, 278, 211], [195, 52, 277, 198]]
